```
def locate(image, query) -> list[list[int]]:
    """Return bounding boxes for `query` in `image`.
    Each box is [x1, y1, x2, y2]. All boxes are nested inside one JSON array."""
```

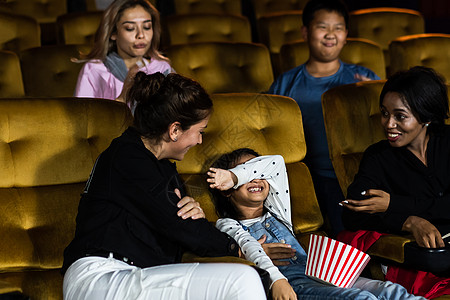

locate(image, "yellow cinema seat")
[[348, 7, 425, 74], [250, 0, 307, 19], [165, 42, 273, 94], [0, 0, 67, 45], [173, 0, 241, 15], [162, 13, 252, 47], [0, 11, 40, 54], [20, 44, 91, 97], [256, 11, 303, 77], [389, 33, 450, 83], [56, 11, 103, 45], [0, 98, 132, 299], [0, 50, 24, 97]]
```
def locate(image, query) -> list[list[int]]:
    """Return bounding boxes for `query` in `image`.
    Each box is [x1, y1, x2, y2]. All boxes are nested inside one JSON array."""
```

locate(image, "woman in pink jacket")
[[74, 0, 173, 102]]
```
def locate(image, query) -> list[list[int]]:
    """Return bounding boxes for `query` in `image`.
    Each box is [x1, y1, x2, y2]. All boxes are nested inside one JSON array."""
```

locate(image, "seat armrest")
[[367, 234, 414, 263]]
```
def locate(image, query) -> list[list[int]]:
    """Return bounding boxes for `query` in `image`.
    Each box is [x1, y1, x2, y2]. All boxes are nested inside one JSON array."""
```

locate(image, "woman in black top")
[[341, 66, 450, 249], [62, 72, 266, 299]]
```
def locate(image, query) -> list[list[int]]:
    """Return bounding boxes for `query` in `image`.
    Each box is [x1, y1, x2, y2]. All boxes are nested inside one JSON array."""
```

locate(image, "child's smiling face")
[[303, 9, 347, 63], [230, 154, 270, 209]]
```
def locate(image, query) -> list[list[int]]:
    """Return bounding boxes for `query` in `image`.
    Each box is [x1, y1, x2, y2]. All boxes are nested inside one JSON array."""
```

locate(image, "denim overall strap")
[[243, 216, 307, 267]]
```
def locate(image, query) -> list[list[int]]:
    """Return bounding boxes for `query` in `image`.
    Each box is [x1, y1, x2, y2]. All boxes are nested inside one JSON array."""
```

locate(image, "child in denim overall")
[[208, 148, 426, 300]]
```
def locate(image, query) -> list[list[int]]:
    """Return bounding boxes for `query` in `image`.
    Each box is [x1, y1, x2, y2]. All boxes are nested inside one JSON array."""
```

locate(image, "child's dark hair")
[[380, 66, 449, 127], [302, 0, 349, 28], [209, 148, 260, 219], [128, 72, 212, 142]]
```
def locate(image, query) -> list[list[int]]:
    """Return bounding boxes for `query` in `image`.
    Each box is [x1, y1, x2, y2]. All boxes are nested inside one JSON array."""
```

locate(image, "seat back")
[[0, 98, 132, 299], [173, 0, 241, 15], [166, 42, 273, 94], [250, 0, 307, 19], [348, 7, 425, 71], [20, 45, 91, 97], [322, 80, 386, 195], [257, 11, 303, 77], [280, 38, 386, 79], [0, 0, 66, 23], [57, 12, 103, 45], [177, 93, 323, 234], [0, 12, 41, 54], [162, 13, 252, 47], [0, 50, 24, 97], [389, 33, 450, 83]]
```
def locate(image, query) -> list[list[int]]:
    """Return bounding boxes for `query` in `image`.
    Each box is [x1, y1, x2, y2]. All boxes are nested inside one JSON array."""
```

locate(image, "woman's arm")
[[344, 143, 450, 234], [343, 147, 402, 232]]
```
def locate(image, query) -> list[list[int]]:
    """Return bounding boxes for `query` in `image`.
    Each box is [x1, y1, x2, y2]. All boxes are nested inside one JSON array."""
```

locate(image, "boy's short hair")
[[302, 0, 349, 28]]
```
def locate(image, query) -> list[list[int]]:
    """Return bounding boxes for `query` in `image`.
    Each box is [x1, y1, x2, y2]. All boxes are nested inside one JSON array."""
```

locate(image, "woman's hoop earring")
[[173, 137, 178, 142]]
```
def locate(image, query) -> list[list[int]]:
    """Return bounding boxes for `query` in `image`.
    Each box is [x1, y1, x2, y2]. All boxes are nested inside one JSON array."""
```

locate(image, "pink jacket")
[[74, 58, 172, 100]]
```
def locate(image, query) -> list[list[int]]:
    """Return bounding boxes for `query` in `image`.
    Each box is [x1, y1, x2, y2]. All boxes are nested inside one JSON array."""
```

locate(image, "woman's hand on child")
[[340, 189, 390, 213], [174, 188, 205, 220], [258, 235, 296, 266], [271, 279, 297, 300], [402, 216, 445, 248], [207, 168, 237, 190]]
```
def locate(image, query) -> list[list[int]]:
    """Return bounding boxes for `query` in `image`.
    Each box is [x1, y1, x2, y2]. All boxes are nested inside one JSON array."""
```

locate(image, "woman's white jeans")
[[63, 255, 266, 300]]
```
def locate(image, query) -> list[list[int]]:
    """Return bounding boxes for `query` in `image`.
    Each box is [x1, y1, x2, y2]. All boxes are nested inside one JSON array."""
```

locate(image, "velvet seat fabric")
[[256, 11, 303, 77], [0, 12, 40, 54], [165, 42, 274, 94], [0, 50, 24, 98], [0, 98, 132, 299], [56, 11, 103, 45], [173, 0, 241, 15], [162, 13, 252, 47], [0, 0, 66, 24], [389, 33, 450, 84], [19, 44, 92, 97], [348, 7, 425, 73], [250, 0, 308, 20]]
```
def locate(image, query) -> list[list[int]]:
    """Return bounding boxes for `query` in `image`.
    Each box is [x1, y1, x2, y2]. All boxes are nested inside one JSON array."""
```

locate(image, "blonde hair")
[[81, 0, 167, 62]]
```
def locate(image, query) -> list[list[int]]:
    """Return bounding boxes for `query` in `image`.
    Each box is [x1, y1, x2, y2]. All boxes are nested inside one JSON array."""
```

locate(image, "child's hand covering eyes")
[[207, 168, 237, 190]]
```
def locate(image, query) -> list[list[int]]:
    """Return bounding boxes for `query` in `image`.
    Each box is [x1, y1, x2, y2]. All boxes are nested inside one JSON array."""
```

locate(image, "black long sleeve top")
[[62, 127, 238, 273], [343, 125, 450, 235]]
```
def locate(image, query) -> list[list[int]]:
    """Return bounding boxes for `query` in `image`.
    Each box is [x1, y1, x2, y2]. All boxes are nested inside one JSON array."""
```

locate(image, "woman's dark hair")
[[128, 72, 212, 141], [209, 148, 260, 219], [302, 0, 349, 28], [380, 66, 449, 126]]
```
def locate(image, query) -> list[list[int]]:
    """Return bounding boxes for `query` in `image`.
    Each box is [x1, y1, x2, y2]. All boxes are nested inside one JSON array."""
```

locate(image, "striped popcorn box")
[[306, 234, 371, 288]]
